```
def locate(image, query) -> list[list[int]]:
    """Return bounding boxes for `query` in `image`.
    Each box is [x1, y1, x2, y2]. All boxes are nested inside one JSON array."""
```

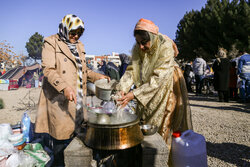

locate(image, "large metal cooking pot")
[[94, 79, 117, 101], [84, 117, 143, 150]]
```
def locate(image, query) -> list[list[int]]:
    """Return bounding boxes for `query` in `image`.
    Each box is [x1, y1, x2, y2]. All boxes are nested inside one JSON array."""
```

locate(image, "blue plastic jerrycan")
[[171, 130, 208, 167]]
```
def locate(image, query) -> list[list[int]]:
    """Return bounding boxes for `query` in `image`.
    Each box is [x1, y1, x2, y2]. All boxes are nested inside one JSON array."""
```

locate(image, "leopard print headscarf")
[[58, 14, 84, 42]]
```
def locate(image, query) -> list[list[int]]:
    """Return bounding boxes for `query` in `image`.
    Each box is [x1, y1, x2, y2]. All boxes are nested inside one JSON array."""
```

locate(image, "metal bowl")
[[140, 124, 158, 136]]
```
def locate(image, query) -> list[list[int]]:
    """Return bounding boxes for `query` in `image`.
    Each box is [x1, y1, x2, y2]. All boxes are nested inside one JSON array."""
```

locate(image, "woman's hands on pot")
[[117, 91, 134, 108], [63, 87, 77, 104]]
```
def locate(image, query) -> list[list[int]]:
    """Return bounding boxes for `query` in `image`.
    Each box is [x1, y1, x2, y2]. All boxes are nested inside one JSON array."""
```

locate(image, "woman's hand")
[[117, 91, 134, 108], [99, 75, 110, 82], [63, 87, 77, 104]]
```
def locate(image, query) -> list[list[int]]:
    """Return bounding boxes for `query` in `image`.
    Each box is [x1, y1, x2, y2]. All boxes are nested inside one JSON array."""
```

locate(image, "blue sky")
[[1, 0, 207, 56]]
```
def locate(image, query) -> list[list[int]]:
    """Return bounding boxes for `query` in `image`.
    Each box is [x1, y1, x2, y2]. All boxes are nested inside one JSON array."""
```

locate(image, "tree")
[[19, 53, 29, 66], [228, 44, 239, 59], [0, 40, 21, 68], [175, 0, 250, 61], [25, 32, 44, 62]]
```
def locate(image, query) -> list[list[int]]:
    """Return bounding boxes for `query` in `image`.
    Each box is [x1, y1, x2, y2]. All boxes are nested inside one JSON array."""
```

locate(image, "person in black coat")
[[98, 60, 107, 74], [212, 48, 231, 102], [119, 53, 131, 78], [183, 61, 193, 92], [106, 62, 120, 81]]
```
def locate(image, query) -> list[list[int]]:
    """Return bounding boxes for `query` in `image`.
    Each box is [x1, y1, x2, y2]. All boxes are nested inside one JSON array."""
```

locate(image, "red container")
[[8, 79, 19, 90]]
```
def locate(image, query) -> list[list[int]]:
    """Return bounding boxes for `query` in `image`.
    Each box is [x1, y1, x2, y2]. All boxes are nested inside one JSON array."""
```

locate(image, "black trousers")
[[195, 75, 203, 94], [184, 76, 192, 92], [229, 88, 238, 100], [218, 90, 229, 102]]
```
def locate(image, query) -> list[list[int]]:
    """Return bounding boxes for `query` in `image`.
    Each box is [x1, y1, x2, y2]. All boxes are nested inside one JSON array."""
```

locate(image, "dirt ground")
[[0, 87, 249, 166], [0, 87, 41, 124]]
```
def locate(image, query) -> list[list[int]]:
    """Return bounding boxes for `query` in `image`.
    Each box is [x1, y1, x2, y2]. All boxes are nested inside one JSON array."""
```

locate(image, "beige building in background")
[[85, 52, 123, 69]]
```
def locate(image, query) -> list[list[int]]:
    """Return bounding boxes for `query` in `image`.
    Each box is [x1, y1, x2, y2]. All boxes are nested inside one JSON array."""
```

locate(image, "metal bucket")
[[94, 79, 117, 101], [84, 117, 143, 150], [95, 86, 113, 101]]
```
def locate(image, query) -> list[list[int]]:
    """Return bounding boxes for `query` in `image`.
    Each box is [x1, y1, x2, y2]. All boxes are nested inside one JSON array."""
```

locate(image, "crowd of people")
[[86, 54, 131, 82], [182, 49, 250, 103]]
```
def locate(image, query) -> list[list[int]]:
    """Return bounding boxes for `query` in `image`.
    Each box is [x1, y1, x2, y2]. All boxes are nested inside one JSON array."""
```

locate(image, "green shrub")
[[0, 98, 4, 109]]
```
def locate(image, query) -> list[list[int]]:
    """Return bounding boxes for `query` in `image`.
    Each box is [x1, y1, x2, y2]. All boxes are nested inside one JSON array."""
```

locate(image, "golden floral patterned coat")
[[116, 33, 193, 147]]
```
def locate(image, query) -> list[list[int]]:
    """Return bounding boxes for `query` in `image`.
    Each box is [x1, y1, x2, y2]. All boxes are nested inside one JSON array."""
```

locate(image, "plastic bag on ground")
[[23, 143, 50, 167], [5, 151, 37, 167], [0, 140, 16, 158], [19, 151, 38, 167], [6, 153, 20, 167], [0, 124, 13, 141]]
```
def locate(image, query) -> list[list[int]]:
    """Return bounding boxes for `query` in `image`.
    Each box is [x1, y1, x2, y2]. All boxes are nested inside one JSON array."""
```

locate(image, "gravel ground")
[[0, 88, 249, 166], [189, 93, 250, 167]]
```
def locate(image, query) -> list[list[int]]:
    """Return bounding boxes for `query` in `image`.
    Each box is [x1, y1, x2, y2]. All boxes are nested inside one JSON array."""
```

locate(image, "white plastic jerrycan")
[[171, 130, 208, 167]]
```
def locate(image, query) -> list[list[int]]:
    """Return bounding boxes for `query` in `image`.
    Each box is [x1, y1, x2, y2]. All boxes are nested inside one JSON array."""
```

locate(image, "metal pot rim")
[[95, 85, 113, 91], [87, 117, 140, 128], [94, 79, 116, 91]]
